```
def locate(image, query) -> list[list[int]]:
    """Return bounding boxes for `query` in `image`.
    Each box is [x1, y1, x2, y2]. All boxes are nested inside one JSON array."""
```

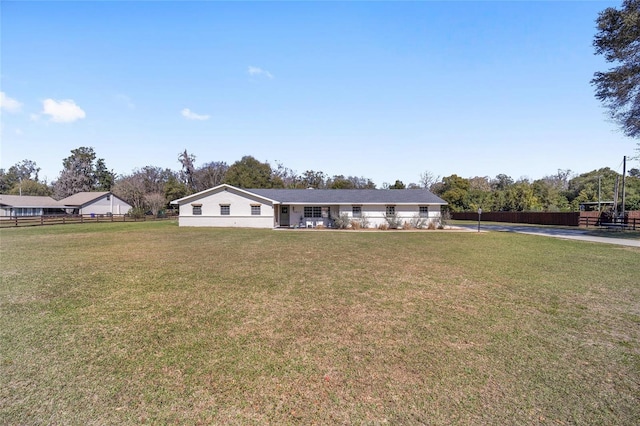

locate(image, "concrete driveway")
[[456, 223, 640, 248]]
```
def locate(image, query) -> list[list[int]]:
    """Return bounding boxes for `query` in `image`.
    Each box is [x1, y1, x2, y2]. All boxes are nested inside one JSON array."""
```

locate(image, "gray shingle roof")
[[58, 192, 110, 206], [247, 188, 447, 205], [0, 195, 61, 208]]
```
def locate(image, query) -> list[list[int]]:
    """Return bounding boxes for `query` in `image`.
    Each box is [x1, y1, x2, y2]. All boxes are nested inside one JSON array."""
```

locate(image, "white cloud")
[[0, 92, 22, 113], [30, 113, 40, 121], [181, 108, 210, 121], [248, 66, 274, 79], [15, 128, 23, 136], [42, 98, 86, 123]]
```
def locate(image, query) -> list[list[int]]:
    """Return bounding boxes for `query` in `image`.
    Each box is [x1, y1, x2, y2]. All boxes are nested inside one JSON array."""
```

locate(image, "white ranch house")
[[170, 184, 448, 228]]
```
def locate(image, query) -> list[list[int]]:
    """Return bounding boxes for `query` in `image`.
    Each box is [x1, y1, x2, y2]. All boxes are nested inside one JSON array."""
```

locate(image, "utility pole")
[[621, 155, 626, 223], [613, 176, 619, 219], [598, 175, 601, 212]]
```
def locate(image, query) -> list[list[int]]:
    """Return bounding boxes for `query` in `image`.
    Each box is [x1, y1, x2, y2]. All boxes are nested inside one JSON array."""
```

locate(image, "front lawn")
[[1, 222, 638, 424]]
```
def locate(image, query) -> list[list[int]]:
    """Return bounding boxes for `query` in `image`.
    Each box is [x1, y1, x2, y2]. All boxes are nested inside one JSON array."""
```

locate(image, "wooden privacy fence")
[[452, 210, 639, 230], [452, 211, 581, 226], [0, 214, 172, 228]]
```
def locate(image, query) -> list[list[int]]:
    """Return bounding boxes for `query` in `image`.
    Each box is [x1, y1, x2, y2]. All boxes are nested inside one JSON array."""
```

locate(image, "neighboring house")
[[58, 192, 132, 215], [170, 184, 447, 228], [0, 195, 65, 217]]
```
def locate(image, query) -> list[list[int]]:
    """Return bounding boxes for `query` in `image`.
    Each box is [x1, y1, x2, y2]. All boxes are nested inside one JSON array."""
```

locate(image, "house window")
[[192, 205, 202, 215], [304, 206, 322, 218], [386, 205, 396, 216], [106, 195, 111, 201], [352, 206, 362, 218], [15, 207, 41, 217], [419, 206, 429, 217], [220, 205, 230, 215], [251, 205, 261, 215]]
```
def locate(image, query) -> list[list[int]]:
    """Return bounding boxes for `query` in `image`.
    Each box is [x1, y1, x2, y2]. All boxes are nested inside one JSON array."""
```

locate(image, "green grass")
[[1, 222, 639, 424]]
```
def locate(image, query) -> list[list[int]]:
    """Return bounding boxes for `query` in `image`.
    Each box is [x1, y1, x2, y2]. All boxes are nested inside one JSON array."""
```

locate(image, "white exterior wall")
[[337, 204, 442, 228], [80, 195, 132, 215], [178, 216, 274, 228], [177, 187, 275, 228]]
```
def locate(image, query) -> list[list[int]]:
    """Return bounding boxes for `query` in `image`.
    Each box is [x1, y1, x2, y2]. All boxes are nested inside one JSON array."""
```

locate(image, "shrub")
[[438, 209, 451, 229], [378, 222, 389, 230], [128, 207, 146, 219], [427, 220, 437, 230], [402, 221, 412, 230], [356, 214, 369, 229], [384, 213, 404, 229], [350, 220, 361, 230], [410, 214, 428, 229], [332, 213, 351, 229]]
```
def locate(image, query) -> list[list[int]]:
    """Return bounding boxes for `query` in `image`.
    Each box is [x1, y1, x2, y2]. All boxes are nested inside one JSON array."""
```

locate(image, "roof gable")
[[170, 184, 279, 205], [58, 192, 111, 206]]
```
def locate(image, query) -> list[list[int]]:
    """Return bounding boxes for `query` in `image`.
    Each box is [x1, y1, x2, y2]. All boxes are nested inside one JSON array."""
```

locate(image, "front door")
[[280, 205, 290, 227]]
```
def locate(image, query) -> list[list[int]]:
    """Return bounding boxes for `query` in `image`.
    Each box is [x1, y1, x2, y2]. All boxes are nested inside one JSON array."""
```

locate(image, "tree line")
[[1, 146, 639, 215], [430, 169, 640, 213]]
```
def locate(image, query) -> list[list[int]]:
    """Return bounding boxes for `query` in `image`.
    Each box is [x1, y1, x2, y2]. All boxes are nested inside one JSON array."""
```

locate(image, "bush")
[[378, 222, 389, 230], [384, 213, 404, 229], [351, 214, 369, 229], [438, 210, 451, 229], [402, 221, 412, 230], [332, 213, 351, 229], [128, 207, 146, 219], [410, 214, 428, 229], [358, 214, 369, 229]]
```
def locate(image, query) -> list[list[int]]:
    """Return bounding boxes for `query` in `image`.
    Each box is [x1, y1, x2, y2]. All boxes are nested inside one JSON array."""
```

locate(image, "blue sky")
[[0, 1, 635, 187]]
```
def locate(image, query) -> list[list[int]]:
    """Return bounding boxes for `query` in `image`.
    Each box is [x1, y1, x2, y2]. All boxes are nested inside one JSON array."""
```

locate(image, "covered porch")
[[275, 204, 337, 228]]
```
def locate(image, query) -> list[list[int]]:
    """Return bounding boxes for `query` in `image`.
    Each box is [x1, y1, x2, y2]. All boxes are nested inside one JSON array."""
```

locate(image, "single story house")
[[0, 194, 65, 217], [170, 184, 448, 228], [58, 192, 132, 215], [0, 192, 132, 217]]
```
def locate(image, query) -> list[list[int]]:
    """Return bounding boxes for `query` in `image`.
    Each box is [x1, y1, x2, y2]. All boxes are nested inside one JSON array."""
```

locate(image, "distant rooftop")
[[0, 194, 61, 208]]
